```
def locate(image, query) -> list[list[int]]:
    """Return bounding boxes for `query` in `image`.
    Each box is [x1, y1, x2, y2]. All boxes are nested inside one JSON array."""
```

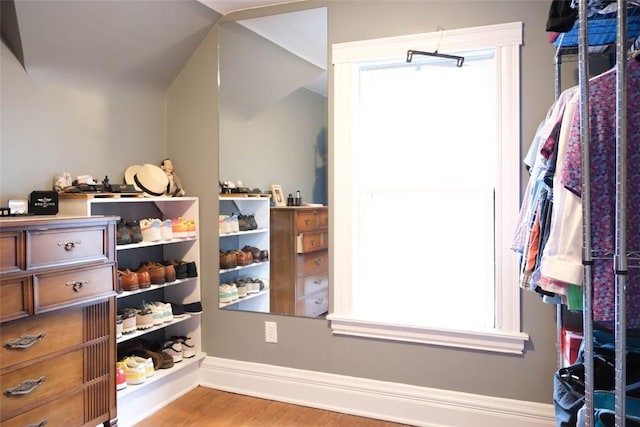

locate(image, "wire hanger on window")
[[406, 26, 465, 67]]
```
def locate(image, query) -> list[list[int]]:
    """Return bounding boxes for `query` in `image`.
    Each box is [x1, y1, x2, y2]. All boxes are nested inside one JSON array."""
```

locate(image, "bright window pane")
[[353, 51, 497, 331]]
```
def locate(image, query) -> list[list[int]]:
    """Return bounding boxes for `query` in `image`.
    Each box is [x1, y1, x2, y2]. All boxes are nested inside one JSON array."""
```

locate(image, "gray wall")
[[2, 0, 561, 405]]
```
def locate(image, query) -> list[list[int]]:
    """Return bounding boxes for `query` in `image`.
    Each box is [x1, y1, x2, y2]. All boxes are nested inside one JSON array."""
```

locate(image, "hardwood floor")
[[134, 386, 410, 426]]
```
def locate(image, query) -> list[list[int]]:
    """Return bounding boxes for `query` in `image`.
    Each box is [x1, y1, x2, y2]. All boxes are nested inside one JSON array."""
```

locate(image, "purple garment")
[[561, 59, 640, 327]]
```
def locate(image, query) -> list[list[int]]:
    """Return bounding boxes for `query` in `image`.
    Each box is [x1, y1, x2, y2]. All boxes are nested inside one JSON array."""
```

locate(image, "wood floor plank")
[[133, 386, 410, 426]]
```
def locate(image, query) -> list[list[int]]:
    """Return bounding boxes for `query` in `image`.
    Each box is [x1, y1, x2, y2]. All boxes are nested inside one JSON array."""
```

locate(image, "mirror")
[[218, 8, 328, 317]]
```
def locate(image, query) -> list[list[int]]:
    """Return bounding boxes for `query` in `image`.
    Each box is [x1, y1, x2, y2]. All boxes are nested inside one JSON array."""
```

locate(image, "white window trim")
[[328, 22, 529, 354]]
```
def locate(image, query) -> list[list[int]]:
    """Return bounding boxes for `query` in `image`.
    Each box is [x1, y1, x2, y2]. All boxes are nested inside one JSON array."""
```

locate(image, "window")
[[328, 22, 528, 354]]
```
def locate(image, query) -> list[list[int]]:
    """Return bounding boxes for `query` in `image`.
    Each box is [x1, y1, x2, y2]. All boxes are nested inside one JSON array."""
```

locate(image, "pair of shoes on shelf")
[[162, 260, 197, 279], [167, 301, 202, 316], [171, 335, 196, 359], [138, 262, 176, 284], [117, 220, 143, 245], [220, 283, 239, 303], [219, 215, 239, 234], [242, 246, 269, 262], [171, 217, 196, 239], [238, 213, 258, 231], [140, 218, 163, 242], [119, 339, 174, 370], [219, 250, 237, 269], [118, 356, 153, 386]]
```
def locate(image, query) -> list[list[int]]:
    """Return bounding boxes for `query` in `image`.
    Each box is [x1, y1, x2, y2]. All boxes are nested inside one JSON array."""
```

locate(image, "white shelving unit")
[[58, 195, 204, 426], [219, 196, 270, 312]]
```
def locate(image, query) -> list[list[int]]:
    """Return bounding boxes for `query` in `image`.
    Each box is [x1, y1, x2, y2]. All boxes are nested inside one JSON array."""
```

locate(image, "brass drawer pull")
[[304, 219, 311, 226], [58, 240, 81, 251], [4, 376, 46, 396], [4, 332, 46, 350], [27, 421, 48, 427], [66, 280, 88, 292]]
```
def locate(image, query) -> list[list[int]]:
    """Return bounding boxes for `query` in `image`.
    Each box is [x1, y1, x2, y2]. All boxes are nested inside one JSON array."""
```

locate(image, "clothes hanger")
[[406, 26, 465, 67], [406, 49, 465, 67]]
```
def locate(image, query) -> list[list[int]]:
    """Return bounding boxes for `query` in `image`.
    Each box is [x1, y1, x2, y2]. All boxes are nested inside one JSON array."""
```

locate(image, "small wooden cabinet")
[[0, 216, 118, 427], [270, 207, 328, 317]]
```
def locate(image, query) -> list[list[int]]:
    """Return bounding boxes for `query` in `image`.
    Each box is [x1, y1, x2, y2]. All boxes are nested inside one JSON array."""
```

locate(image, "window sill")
[[326, 314, 530, 354]]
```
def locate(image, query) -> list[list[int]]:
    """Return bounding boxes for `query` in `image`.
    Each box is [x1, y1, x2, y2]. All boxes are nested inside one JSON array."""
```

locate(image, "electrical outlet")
[[265, 321, 278, 343]]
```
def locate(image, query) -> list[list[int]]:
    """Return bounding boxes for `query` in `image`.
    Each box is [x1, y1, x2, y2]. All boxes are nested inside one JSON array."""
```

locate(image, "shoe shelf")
[[219, 196, 270, 313], [117, 277, 197, 299], [219, 260, 269, 274], [116, 236, 197, 251], [219, 289, 270, 308], [59, 196, 204, 417], [220, 228, 268, 238], [117, 313, 197, 344], [117, 351, 206, 400]]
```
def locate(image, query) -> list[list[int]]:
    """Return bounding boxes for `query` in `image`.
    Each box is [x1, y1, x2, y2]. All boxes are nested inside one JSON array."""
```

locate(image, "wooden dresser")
[[270, 207, 328, 317], [0, 216, 118, 427]]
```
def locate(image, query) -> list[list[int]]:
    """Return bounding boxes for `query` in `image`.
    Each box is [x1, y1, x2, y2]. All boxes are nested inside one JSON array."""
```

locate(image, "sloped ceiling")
[[4, 0, 319, 91], [9, 0, 220, 88]]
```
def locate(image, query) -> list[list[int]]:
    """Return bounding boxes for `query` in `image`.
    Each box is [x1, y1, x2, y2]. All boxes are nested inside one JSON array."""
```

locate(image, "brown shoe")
[[233, 250, 253, 266], [219, 251, 237, 269], [138, 263, 165, 284], [136, 270, 151, 288], [163, 264, 176, 282], [119, 270, 139, 291]]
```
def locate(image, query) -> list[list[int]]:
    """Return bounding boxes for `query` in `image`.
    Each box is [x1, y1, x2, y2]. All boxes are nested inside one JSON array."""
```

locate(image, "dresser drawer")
[[0, 277, 32, 323], [296, 210, 324, 232], [1, 348, 83, 417], [1, 307, 84, 369], [296, 274, 328, 298], [296, 288, 328, 317], [296, 251, 328, 277], [0, 231, 23, 274], [27, 226, 109, 270], [34, 264, 115, 312], [296, 231, 328, 253], [1, 388, 84, 427]]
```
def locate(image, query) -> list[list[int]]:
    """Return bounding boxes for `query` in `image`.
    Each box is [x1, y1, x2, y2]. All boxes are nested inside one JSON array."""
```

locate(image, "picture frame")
[[271, 184, 286, 207]]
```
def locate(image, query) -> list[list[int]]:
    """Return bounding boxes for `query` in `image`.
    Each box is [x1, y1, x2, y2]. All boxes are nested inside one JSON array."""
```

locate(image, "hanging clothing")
[[561, 58, 640, 327]]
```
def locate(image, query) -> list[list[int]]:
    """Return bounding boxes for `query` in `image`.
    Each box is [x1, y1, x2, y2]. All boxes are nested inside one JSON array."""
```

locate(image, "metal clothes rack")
[[553, 0, 640, 425]]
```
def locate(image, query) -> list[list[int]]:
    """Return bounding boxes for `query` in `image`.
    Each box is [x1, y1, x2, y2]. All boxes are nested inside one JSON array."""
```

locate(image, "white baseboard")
[[200, 356, 555, 427]]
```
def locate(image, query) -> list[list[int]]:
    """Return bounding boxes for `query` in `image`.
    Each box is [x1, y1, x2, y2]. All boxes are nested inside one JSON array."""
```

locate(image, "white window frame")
[[328, 22, 529, 354]]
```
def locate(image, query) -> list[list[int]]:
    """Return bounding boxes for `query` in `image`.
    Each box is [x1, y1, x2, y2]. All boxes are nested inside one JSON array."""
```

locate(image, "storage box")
[[562, 327, 583, 366], [29, 191, 59, 215]]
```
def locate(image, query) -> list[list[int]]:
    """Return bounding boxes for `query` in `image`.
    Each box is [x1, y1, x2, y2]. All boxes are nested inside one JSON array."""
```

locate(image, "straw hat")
[[124, 164, 168, 197]]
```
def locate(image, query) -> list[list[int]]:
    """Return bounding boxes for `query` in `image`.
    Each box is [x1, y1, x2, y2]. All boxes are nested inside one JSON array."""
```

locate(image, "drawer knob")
[[66, 280, 88, 292], [314, 258, 322, 266], [304, 219, 311, 226], [314, 279, 323, 285], [26, 421, 48, 427], [4, 376, 46, 396], [58, 240, 81, 251], [314, 298, 325, 305], [4, 332, 46, 350]]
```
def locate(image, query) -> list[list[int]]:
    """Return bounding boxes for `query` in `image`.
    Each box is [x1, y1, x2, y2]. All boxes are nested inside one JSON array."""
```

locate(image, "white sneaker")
[[163, 340, 183, 363], [219, 284, 234, 303], [161, 219, 173, 240], [140, 218, 162, 242], [172, 335, 196, 359]]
